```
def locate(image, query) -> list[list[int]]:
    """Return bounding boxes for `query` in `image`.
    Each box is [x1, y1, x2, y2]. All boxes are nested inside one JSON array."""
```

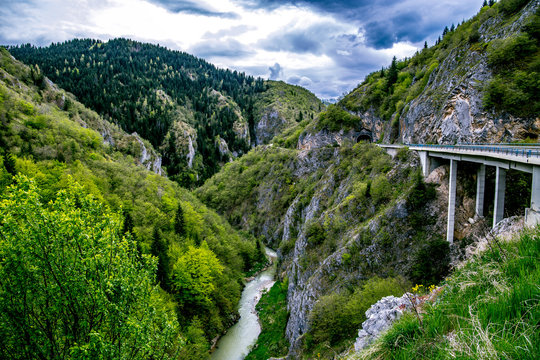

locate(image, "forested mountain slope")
[[196, 1, 539, 358], [8, 39, 322, 185], [0, 48, 266, 358], [197, 140, 454, 358], [314, 0, 539, 145]]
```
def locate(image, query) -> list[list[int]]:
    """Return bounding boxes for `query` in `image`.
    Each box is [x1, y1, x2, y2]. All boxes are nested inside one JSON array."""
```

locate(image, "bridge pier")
[[447, 160, 457, 244], [493, 167, 506, 227], [476, 164, 486, 217], [526, 166, 540, 227], [380, 143, 540, 233]]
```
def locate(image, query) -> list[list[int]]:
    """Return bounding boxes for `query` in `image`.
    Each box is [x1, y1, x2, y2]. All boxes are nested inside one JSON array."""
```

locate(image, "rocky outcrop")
[[354, 293, 418, 351], [256, 109, 289, 145], [133, 133, 163, 175], [349, 1, 539, 145], [216, 136, 232, 162], [234, 120, 250, 147], [162, 120, 197, 169], [297, 128, 366, 151]]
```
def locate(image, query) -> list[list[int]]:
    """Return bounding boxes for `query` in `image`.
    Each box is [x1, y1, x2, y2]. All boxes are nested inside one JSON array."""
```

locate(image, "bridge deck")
[[379, 144, 540, 167]]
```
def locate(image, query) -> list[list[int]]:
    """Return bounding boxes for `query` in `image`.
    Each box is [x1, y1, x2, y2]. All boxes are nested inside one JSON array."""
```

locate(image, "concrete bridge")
[[380, 144, 540, 243]]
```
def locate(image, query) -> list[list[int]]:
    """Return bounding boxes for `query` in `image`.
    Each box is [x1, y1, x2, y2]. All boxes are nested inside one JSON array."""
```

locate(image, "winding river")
[[211, 247, 277, 360]]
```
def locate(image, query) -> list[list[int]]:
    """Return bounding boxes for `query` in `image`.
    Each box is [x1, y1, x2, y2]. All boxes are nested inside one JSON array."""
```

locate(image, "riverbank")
[[245, 280, 290, 360], [210, 248, 277, 360]]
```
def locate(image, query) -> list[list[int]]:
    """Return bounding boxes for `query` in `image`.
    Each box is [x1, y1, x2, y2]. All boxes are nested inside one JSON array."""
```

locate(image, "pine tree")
[[482, 0, 488, 7], [450, 23, 455, 32], [150, 227, 170, 290], [424, 41, 428, 49], [488, 0, 495, 6], [122, 210, 134, 234], [3, 152, 16, 175], [443, 26, 449, 36], [175, 204, 186, 236], [386, 56, 398, 92]]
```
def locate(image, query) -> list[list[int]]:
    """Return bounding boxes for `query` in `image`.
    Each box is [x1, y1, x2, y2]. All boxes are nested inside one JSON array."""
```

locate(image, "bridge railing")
[[405, 143, 540, 159]]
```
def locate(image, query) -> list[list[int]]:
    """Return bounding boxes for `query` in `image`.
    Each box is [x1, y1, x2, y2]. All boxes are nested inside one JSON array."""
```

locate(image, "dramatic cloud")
[[190, 38, 254, 58], [0, 0, 484, 98], [269, 63, 283, 80], [148, 0, 239, 18]]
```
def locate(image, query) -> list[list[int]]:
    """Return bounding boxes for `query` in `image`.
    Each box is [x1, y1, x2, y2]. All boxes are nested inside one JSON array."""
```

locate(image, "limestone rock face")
[[256, 110, 288, 145], [233, 120, 250, 147], [348, 1, 539, 145], [161, 120, 197, 169], [354, 294, 418, 351], [297, 128, 363, 151], [132, 132, 163, 175]]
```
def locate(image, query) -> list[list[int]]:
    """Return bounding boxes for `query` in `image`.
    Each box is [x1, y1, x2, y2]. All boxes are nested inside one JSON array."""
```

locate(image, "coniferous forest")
[[10, 38, 267, 184]]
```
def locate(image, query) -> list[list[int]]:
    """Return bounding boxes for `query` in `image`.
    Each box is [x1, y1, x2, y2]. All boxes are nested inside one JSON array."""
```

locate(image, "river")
[[211, 247, 277, 360]]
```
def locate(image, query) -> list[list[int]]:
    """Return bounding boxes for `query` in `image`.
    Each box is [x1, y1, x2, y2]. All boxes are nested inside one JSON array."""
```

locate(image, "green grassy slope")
[[349, 225, 540, 360]]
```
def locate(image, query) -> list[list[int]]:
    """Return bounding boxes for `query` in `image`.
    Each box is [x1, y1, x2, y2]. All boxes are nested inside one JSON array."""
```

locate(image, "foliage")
[[172, 242, 224, 310], [499, 0, 531, 15], [408, 237, 450, 285], [245, 280, 290, 360], [0, 175, 182, 359], [151, 227, 172, 291], [339, 0, 538, 129], [251, 80, 322, 145], [175, 203, 186, 236], [484, 7, 540, 117], [353, 227, 540, 360], [306, 277, 409, 354], [0, 48, 262, 349], [316, 104, 360, 131]]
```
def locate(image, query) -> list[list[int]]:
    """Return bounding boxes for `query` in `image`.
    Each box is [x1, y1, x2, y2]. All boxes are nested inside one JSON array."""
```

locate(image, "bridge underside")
[[383, 145, 539, 243], [418, 151, 539, 243]]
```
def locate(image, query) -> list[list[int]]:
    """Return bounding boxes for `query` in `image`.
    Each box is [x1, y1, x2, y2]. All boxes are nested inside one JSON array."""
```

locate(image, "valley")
[[0, 0, 539, 359]]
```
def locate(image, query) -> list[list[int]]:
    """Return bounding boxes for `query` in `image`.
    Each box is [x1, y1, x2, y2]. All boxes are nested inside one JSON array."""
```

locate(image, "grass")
[[245, 280, 290, 360], [350, 226, 540, 360]]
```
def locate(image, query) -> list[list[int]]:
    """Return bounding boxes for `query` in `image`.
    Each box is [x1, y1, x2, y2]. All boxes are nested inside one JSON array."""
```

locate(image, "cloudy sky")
[[0, 0, 483, 99]]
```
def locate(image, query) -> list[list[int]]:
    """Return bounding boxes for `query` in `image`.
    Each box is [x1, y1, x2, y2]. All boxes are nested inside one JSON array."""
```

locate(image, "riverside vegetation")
[[0, 48, 267, 358]]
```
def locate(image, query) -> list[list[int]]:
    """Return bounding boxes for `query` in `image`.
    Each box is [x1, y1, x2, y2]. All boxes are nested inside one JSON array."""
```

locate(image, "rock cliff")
[[340, 1, 539, 145]]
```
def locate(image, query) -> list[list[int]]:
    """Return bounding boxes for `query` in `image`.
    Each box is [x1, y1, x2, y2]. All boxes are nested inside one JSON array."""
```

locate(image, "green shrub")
[[25, 114, 48, 129], [17, 99, 35, 115], [0, 176, 182, 359], [364, 227, 540, 360], [499, 0, 530, 15], [308, 276, 408, 349], [305, 221, 326, 247], [408, 237, 450, 285], [487, 34, 537, 71], [317, 104, 359, 131], [371, 175, 392, 205]]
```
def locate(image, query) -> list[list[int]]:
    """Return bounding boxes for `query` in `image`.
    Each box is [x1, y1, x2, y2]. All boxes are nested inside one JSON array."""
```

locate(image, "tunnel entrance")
[[356, 129, 372, 143]]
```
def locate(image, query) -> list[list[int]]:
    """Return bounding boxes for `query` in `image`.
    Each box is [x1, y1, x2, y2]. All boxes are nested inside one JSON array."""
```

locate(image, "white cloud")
[[0, 0, 484, 98]]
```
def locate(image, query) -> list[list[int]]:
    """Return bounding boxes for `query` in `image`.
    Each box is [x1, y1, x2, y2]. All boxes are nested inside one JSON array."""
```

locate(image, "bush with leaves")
[[0, 175, 182, 359]]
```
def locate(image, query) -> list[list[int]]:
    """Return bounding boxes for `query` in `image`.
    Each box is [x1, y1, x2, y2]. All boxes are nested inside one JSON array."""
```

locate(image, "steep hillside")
[[347, 222, 539, 360], [321, 0, 539, 144], [8, 39, 322, 185], [251, 81, 323, 146], [194, 2, 539, 358], [197, 141, 455, 358], [0, 47, 266, 356]]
